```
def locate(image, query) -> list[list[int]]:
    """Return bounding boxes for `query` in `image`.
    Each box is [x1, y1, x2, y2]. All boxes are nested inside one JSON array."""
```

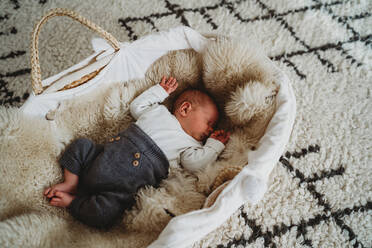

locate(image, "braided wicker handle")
[[31, 8, 120, 95]]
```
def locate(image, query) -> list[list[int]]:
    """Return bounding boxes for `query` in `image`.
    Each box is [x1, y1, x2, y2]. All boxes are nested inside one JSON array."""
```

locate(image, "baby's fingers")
[[168, 78, 177, 86], [171, 81, 178, 90], [160, 76, 167, 85], [212, 130, 222, 135], [219, 131, 230, 144], [166, 79, 178, 93], [166, 77, 175, 84]]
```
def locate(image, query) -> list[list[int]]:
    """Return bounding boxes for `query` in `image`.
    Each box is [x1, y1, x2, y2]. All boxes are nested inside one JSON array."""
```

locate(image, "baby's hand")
[[210, 130, 230, 145], [160, 76, 178, 94]]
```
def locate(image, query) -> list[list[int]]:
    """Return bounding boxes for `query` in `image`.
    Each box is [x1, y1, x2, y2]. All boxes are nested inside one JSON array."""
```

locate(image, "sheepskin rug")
[[1, 1, 371, 248]]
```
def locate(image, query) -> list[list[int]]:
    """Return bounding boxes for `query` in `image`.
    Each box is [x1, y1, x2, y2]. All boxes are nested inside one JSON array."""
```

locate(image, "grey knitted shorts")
[[58, 123, 169, 229]]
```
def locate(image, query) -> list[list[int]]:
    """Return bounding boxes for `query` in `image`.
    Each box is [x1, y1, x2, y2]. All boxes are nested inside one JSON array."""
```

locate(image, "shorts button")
[[134, 152, 140, 159], [132, 160, 139, 166]]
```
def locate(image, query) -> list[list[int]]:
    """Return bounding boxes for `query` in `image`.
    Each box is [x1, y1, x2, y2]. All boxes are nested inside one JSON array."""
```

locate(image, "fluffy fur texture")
[[225, 80, 277, 125], [0, 35, 276, 239], [1, 0, 371, 247], [202, 37, 275, 102]]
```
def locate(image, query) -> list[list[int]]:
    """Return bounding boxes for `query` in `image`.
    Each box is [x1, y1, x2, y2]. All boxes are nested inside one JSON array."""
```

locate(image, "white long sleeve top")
[[129, 84, 225, 172]]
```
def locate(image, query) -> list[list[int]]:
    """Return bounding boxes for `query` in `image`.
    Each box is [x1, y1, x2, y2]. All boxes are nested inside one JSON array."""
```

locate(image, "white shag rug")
[[0, 0, 371, 248]]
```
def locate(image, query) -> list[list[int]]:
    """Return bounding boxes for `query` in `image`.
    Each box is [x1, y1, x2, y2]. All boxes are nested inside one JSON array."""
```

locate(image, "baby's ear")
[[179, 101, 192, 116]]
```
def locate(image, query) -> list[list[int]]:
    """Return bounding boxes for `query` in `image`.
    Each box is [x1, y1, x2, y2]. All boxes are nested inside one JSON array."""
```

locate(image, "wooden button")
[[132, 160, 139, 166], [115, 136, 121, 141], [134, 152, 140, 159]]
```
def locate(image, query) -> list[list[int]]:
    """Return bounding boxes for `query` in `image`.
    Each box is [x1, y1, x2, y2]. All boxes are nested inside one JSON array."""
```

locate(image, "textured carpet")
[[1, 0, 371, 247]]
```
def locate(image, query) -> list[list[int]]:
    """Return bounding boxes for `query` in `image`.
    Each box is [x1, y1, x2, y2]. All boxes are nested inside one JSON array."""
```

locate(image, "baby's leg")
[[44, 138, 103, 199], [68, 191, 132, 229], [44, 168, 78, 198]]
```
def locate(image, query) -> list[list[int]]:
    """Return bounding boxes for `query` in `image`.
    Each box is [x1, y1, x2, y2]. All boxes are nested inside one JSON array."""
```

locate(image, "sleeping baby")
[[44, 76, 230, 229]]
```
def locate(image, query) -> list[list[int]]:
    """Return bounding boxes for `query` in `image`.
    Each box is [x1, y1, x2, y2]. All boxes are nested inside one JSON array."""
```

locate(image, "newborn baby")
[[44, 76, 230, 229]]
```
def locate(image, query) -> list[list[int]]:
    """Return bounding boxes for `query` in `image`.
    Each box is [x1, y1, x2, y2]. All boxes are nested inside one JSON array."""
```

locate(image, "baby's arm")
[[130, 76, 178, 119], [181, 131, 229, 172]]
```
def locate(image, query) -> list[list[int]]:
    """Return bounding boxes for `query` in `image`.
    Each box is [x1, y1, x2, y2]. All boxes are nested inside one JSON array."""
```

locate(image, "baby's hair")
[[172, 87, 217, 114]]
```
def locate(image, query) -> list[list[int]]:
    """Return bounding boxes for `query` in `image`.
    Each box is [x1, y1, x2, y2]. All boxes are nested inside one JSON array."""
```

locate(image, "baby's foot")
[[49, 191, 75, 208], [44, 182, 77, 199]]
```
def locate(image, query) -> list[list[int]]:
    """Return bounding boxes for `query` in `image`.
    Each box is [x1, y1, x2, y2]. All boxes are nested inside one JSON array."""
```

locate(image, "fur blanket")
[[0, 36, 277, 247], [2, 0, 370, 247]]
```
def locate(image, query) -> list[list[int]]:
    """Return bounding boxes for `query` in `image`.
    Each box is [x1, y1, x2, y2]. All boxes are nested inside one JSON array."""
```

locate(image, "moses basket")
[[3, 8, 296, 248]]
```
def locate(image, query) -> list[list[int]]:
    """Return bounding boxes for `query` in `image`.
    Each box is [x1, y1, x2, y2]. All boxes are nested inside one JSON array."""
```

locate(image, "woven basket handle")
[[31, 8, 120, 95]]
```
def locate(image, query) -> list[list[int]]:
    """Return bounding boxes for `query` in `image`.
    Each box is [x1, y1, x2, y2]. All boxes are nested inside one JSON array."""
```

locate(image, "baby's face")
[[183, 103, 219, 142]]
